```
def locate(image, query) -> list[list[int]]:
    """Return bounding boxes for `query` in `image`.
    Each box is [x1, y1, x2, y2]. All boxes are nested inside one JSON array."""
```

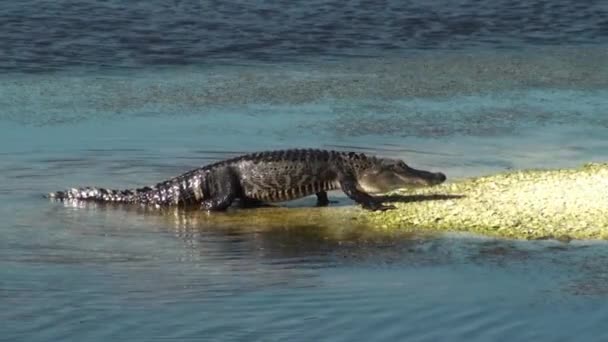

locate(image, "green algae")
[[363, 162, 608, 240]]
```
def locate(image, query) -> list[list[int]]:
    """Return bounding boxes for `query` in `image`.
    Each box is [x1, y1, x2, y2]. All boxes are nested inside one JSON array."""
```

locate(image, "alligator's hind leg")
[[200, 167, 238, 211], [316, 191, 338, 206], [339, 179, 395, 211]]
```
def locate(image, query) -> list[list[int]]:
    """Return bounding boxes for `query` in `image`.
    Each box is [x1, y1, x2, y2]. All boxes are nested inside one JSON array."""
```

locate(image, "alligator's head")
[[357, 158, 446, 194]]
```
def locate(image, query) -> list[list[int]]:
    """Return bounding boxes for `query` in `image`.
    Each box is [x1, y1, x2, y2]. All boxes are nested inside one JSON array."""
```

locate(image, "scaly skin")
[[48, 149, 446, 211]]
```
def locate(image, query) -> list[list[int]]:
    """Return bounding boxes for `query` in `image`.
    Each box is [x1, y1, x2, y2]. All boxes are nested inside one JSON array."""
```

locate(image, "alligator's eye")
[[398, 161, 408, 168]]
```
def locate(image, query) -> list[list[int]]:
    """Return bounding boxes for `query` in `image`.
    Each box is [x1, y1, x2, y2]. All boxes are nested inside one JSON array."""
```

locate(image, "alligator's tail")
[[47, 186, 155, 203]]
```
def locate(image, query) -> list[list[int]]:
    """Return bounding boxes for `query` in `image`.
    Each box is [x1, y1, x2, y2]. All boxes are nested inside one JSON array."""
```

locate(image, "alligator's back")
[[48, 149, 356, 205], [228, 149, 350, 202]]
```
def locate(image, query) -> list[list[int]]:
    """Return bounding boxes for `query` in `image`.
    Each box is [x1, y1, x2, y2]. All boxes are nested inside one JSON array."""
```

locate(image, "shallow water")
[[3, 1, 608, 340]]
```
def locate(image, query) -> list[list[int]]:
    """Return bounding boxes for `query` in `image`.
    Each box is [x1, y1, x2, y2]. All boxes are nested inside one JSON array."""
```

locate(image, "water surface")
[[2, 0, 608, 72]]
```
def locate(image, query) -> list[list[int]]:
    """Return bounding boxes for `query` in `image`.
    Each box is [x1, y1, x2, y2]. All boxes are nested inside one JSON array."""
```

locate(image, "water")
[[3, 1, 608, 341], [3, 0, 608, 72]]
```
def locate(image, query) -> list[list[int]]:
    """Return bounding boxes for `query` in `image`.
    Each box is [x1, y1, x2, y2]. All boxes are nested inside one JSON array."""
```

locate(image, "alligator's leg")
[[200, 168, 238, 211], [201, 192, 236, 211], [339, 179, 396, 211], [316, 191, 330, 206], [315, 191, 338, 206]]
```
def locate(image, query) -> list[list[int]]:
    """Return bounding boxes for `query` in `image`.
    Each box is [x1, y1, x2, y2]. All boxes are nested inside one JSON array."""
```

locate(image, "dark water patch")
[[2, 0, 608, 72]]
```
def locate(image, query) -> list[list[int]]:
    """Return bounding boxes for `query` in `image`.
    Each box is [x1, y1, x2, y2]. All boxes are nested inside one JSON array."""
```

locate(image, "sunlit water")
[[3, 1, 608, 341]]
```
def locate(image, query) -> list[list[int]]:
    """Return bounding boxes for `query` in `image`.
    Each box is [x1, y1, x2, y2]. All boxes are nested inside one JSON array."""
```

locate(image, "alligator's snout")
[[431, 172, 447, 184], [407, 169, 447, 187], [358, 160, 447, 194]]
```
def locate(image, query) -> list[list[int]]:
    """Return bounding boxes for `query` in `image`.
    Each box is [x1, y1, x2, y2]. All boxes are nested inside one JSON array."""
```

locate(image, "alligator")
[[48, 149, 446, 211]]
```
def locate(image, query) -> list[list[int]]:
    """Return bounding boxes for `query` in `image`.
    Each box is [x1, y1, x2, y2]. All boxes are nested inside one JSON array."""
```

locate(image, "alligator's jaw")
[[357, 168, 446, 194]]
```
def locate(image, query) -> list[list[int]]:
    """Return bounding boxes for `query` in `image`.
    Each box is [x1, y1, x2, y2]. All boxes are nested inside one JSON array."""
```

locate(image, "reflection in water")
[[47, 199, 584, 269], [53, 199, 451, 265]]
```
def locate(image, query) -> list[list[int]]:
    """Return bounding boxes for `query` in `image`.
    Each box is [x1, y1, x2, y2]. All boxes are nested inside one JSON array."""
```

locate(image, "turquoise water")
[[3, 1, 608, 339]]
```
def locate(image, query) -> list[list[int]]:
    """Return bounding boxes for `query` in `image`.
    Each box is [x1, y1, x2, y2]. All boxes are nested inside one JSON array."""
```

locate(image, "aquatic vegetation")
[[364, 162, 608, 240]]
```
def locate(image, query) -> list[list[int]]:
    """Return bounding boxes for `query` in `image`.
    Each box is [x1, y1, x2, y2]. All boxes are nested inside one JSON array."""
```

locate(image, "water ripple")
[[2, 0, 607, 72]]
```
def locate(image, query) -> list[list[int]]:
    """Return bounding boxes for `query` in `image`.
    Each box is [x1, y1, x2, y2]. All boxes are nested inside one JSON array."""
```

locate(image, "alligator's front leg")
[[200, 168, 238, 211], [339, 179, 395, 211]]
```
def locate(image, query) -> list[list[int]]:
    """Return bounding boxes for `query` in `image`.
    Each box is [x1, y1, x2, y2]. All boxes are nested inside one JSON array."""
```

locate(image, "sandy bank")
[[364, 162, 608, 240]]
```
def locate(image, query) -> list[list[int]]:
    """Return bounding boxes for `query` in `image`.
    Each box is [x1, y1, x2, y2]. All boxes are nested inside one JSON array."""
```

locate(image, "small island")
[[365, 162, 608, 240]]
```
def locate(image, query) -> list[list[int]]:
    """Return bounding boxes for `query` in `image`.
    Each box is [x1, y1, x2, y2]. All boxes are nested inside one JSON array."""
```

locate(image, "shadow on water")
[[376, 193, 464, 203]]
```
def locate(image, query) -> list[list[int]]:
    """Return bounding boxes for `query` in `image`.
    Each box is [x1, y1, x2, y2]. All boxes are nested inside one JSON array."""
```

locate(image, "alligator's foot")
[[362, 202, 396, 211], [316, 191, 338, 207], [339, 179, 396, 211]]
